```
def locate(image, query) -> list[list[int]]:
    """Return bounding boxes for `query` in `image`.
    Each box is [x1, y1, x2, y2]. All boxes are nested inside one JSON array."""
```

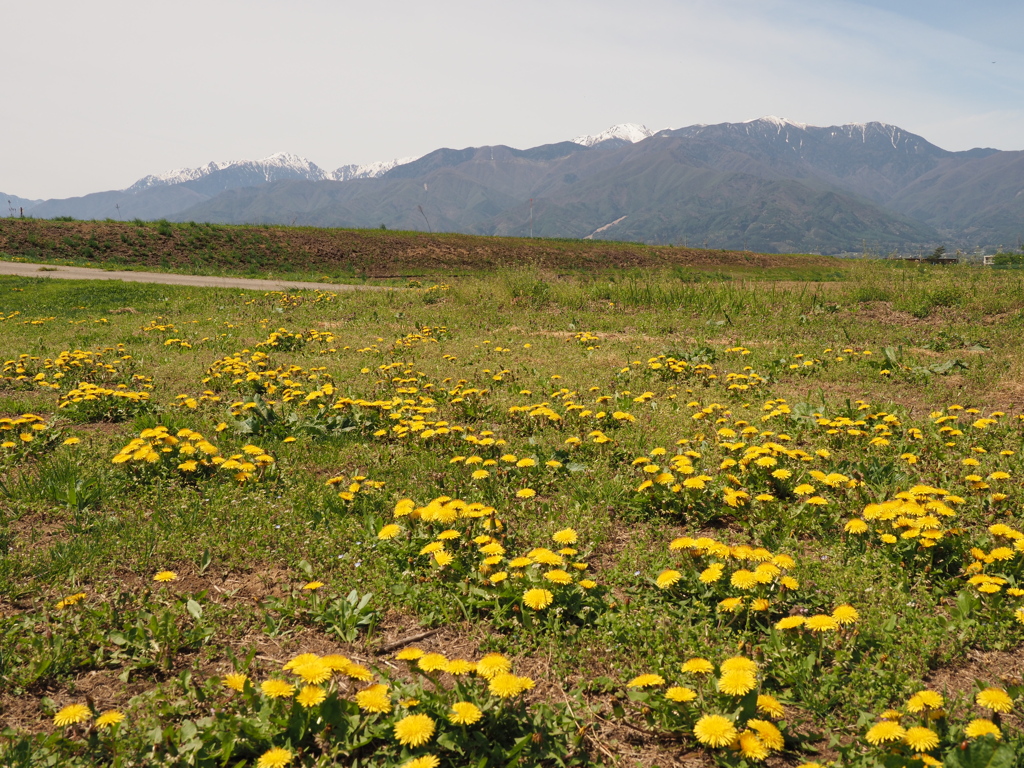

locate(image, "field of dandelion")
[[2, 258, 1024, 768]]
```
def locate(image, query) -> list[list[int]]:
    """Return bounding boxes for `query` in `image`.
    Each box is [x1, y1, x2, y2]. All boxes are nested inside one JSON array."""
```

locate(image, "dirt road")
[[0, 261, 386, 292]]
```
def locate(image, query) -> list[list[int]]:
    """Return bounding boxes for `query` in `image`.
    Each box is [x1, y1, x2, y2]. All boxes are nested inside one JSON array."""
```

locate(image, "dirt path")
[[0, 260, 387, 292]]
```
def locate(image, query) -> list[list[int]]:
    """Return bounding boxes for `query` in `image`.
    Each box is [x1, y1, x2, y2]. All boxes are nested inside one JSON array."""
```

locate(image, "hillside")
[[0, 218, 839, 279]]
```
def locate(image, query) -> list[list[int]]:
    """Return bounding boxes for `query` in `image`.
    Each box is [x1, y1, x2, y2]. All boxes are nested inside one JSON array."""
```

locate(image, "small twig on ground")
[[377, 628, 441, 653]]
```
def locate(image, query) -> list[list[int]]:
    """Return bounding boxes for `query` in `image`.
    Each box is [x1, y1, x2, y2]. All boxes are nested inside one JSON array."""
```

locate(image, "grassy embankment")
[[2, 221, 1024, 767], [0, 218, 845, 284]]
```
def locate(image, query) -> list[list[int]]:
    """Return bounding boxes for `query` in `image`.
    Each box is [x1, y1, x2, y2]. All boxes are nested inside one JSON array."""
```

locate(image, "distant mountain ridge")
[[126, 152, 331, 192], [127, 151, 420, 192], [6, 119, 1022, 254]]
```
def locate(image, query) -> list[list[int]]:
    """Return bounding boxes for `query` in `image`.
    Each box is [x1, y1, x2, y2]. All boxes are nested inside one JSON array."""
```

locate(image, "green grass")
[[1, 262, 1024, 767]]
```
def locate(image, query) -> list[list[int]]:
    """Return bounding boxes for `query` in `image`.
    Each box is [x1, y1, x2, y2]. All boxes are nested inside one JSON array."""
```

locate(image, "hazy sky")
[[5, 0, 1024, 200]]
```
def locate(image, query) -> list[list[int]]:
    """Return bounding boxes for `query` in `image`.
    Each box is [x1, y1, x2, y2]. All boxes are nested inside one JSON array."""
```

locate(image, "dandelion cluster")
[[626, 656, 785, 761], [654, 534, 800, 621], [859, 685, 1018, 761], [112, 426, 274, 482]]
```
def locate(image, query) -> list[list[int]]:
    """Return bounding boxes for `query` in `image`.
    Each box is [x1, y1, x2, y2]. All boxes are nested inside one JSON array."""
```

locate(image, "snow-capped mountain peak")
[[257, 152, 327, 177], [745, 116, 808, 130], [331, 156, 418, 182], [127, 153, 328, 192], [572, 123, 654, 147], [128, 160, 233, 190]]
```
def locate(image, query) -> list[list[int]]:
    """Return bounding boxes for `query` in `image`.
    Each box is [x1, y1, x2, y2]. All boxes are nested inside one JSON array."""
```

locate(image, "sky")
[[4, 0, 1024, 200]]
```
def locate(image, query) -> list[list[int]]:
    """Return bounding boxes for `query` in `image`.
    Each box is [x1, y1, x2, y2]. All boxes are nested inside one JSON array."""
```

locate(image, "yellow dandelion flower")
[[831, 605, 860, 625], [302, 581, 324, 591], [260, 679, 296, 699], [322, 654, 352, 671], [344, 663, 373, 681], [865, 721, 906, 745], [55, 592, 87, 609], [515, 488, 536, 499], [720, 657, 758, 674], [355, 684, 392, 713], [395, 647, 425, 661], [964, 719, 1001, 740], [693, 714, 738, 747], [523, 588, 554, 610], [552, 528, 578, 544], [544, 569, 573, 585], [805, 614, 839, 632], [296, 685, 327, 708], [731, 569, 760, 590], [665, 686, 697, 703], [976, 688, 1014, 713], [903, 727, 940, 752], [378, 524, 402, 540], [718, 596, 744, 612], [444, 659, 476, 676], [95, 710, 125, 729], [476, 653, 512, 679], [400, 757, 440, 768], [223, 673, 248, 691], [757, 694, 784, 719], [627, 673, 666, 688], [256, 747, 293, 768], [907, 690, 944, 713], [699, 565, 724, 584], [737, 730, 770, 760], [448, 701, 483, 725], [418, 653, 449, 672], [53, 703, 91, 727], [528, 547, 564, 565], [717, 670, 756, 696], [291, 658, 332, 684], [489, 673, 529, 698], [681, 658, 715, 674], [433, 551, 454, 567], [394, 713, 436, 747], [748, 719, 784, 750], [656, 569, 682, 589], [153, 571, 177, 582], [844, 519, 869, 534]]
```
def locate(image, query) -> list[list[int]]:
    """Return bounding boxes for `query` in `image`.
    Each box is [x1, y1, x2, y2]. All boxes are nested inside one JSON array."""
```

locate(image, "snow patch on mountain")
[[331, 157, 418, 182], [572, 123, 653, 147]]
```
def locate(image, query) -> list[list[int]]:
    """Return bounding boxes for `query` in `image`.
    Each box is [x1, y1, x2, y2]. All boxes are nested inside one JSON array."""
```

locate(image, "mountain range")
[[4, 119, 1022, 254]]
